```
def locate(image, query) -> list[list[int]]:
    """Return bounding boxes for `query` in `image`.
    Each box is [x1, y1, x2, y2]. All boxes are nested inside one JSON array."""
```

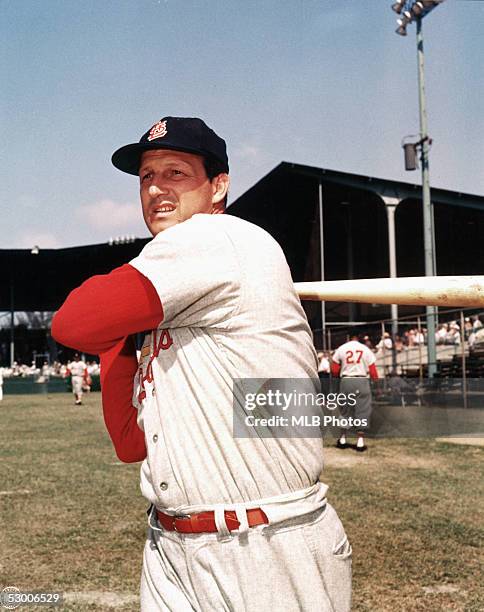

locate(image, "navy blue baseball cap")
[[111, 116, 229, 175]]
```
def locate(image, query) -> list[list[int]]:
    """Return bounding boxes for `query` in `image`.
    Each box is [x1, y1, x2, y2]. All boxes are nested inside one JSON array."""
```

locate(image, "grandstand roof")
[[230, 162, 484, 212], [0, 240, 149, 312], [1, 163, 482, 314]]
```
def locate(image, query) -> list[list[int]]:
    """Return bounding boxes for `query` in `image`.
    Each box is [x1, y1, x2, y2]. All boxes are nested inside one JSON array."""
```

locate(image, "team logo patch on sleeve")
[[147, 120, 168, 141]]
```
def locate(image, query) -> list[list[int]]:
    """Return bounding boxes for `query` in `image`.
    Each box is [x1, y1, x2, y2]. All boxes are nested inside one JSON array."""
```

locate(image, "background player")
[[66, 353, 88, 405], [331, 334, 379, 451]]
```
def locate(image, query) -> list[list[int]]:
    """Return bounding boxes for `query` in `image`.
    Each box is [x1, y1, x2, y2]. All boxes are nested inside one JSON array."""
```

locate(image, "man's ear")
[[211, 173, 230, 212]]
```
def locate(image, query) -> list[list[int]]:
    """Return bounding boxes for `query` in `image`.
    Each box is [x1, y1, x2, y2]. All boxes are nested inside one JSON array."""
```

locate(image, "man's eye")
[[171, 169, 185, 176], [141, 172, 152, 182]]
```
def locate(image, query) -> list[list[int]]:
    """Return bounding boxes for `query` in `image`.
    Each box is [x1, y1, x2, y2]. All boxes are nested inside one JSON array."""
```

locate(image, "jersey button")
[[152, 434, 158, 443], [152, 388, 156, 396], [160, 482, 168, 491]]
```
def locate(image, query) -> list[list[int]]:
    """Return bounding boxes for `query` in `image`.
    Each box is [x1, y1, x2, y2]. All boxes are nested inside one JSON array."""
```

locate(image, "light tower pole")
[[416, 15, 437, 377], [392, 0, 445, 377]]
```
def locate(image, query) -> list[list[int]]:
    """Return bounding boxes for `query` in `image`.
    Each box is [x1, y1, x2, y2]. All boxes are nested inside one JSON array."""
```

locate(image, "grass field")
[[1, 393, 483, 611]]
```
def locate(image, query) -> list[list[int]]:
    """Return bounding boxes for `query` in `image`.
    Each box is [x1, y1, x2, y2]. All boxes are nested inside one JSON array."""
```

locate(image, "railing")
[[314, 307, 484, 409]]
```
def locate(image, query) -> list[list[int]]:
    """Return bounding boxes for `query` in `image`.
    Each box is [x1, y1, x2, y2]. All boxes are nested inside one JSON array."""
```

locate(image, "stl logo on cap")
[[147, 120, 168, 141]]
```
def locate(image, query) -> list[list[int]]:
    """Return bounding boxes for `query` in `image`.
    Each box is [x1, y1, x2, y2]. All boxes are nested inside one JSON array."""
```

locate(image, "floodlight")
[[402, 10, 413, 23], [392, 0, 406, 13], [395, 24, 408, 36], [411, 1, 424, 16], [397, 12, 412, 28], [403, 143, 418, 170]]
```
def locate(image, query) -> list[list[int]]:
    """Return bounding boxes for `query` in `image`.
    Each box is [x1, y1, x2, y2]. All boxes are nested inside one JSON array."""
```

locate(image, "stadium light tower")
[[391, 0, 445, 378]]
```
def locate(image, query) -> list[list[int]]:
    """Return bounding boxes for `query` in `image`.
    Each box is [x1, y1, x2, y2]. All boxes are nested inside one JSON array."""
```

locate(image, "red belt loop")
[[156, 508, 268, 534]]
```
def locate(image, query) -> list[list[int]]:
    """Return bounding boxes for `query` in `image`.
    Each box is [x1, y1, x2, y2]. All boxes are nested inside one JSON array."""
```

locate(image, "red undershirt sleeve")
[[369, 363, 379, 380], [51, 263, 159, 462], [100, 336, 146, 463], [331, 362, 341, 377], [51, 263, 163, 354]]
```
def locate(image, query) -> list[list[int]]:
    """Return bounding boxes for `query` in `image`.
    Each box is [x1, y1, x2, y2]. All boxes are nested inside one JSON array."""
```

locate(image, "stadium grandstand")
[[1, 163, 483, 383]]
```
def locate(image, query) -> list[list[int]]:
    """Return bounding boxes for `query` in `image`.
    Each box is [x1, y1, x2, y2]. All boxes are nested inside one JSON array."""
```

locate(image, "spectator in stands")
[[376, 332, 392, 354], [363, 335, 374, 350], [414, 329, 425, 346], [405, 329, 416, 348], [87, 360, 100, 377], [53, 361, 62, 376], [468, 331, 476, 349], [447, 322, 461, 345], [436, 324, 448, 345], [41, 361, 50, 381], [473, 316, 482, 331], [28, 361, 38, 377], [469, 327, 484, 350], [317, 351, 330, 380]]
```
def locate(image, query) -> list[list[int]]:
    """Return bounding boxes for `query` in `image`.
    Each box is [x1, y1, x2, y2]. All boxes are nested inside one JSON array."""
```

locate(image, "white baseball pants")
[[71, 375, 83, 397], [140, 502, 352, 611]]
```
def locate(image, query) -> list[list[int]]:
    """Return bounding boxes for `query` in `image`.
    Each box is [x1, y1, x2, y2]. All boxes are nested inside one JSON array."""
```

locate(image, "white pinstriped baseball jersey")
[[130, 213, 323, 511]]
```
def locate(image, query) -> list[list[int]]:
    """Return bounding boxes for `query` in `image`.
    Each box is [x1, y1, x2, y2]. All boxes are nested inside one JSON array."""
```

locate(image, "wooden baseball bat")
[[294, 276, 484, 307]]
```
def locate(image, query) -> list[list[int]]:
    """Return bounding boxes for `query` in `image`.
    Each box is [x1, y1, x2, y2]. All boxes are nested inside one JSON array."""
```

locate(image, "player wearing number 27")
[[331, 335, 379, 452]]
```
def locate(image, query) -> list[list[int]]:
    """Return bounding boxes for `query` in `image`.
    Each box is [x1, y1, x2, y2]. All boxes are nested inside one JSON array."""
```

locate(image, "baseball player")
[[331, 334, 379, 452], [66, 353, 88, 405], [52, 116, 352, 611]]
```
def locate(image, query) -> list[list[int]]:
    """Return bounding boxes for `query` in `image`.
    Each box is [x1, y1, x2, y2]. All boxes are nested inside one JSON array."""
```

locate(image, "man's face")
[[139, 149, 228, 235]]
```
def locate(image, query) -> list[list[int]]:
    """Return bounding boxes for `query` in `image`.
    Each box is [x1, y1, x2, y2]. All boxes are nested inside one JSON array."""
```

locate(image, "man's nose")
[[148, 183, 168, 197], [148, 185, 161, 197]]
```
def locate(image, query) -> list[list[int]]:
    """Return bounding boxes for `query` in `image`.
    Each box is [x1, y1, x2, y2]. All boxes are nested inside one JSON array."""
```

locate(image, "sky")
[[1, 0, 483, 249]]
